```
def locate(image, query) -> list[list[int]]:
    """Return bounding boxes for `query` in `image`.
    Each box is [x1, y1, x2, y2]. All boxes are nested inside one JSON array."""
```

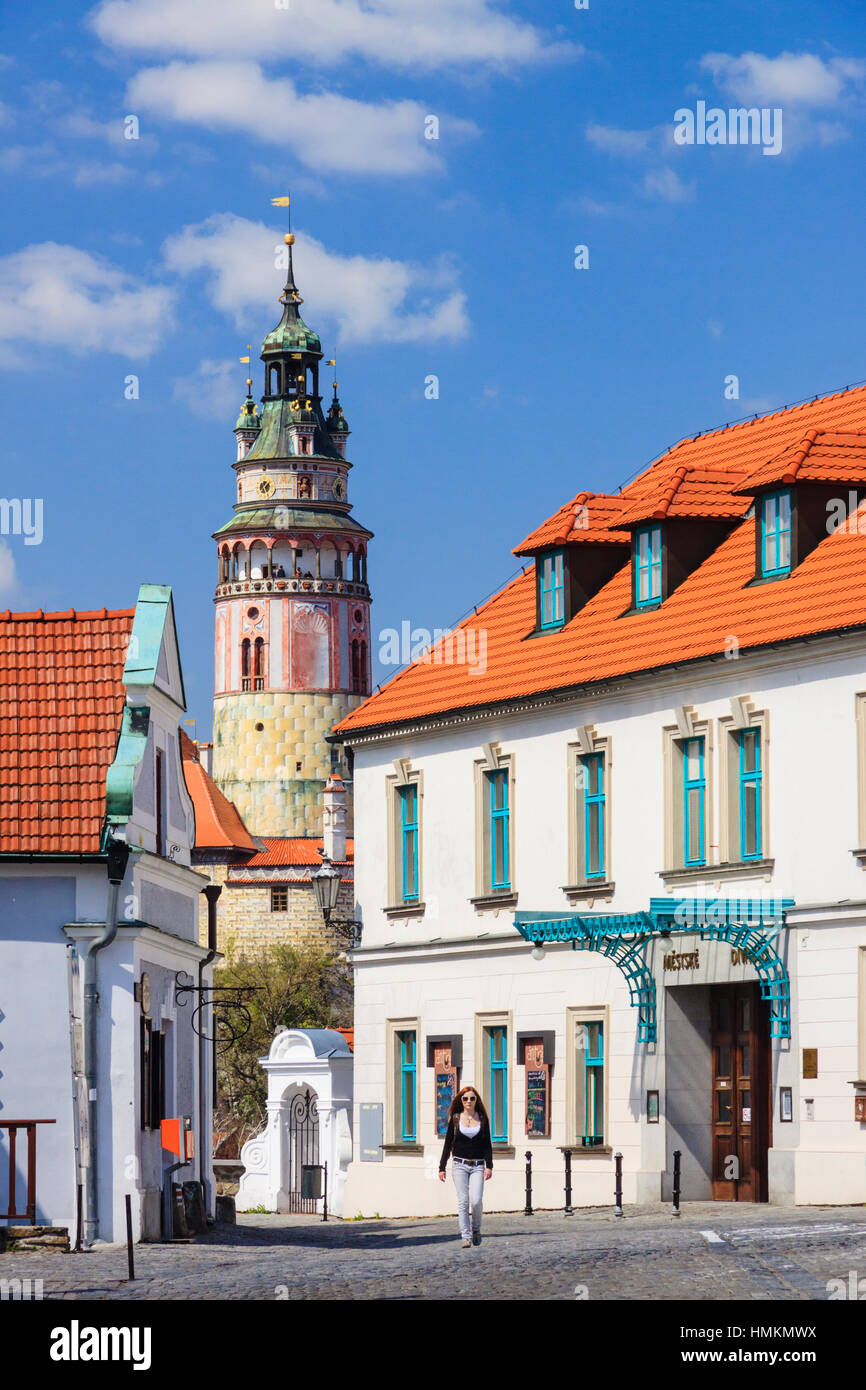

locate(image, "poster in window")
[[525, 1066, 550, 1137], [435, 1069, 457, 1136]]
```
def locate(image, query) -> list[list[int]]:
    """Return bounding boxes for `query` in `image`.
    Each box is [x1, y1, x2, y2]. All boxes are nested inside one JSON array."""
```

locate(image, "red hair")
[[448, 1085, 489, 1126]]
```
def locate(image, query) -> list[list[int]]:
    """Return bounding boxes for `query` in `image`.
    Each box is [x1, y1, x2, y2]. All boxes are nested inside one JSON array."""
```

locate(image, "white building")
[[337, 395, 866, 1216], [0, 586, 216, 1243]]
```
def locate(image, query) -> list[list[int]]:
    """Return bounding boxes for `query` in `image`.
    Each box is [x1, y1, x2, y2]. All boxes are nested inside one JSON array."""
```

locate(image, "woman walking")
[[438, 1085, 493, 1248]]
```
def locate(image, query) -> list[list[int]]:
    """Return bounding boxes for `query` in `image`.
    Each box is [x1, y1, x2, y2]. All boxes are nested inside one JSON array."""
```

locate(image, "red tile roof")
[[513, 491, 630, 553], [181, 731, 257, 852], [734, 429, 866, 493], [338, 382, 866, 735], [612, 465, 748, 526], [245, 837, 354, 867], [0, 607, 135, 854]]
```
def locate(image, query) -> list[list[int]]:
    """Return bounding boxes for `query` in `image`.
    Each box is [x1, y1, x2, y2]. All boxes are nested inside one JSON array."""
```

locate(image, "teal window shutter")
[[539, 551, 565, 629], [682, 736, 706, 866], [399, 784, 419, 901], [488, 768, 510, 891], [488, 1026, 508, 1142], [399, 1031, 416, 1142], [738, 728, 762, 860], [761, 490, 792, 576], [634, 524, 662, 606], [576, 1021, 604, 1146], [580, 752, 605, 880]]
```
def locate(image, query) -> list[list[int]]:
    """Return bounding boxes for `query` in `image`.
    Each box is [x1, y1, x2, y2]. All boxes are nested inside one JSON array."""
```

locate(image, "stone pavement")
[[2, 1202, 866, 1300]]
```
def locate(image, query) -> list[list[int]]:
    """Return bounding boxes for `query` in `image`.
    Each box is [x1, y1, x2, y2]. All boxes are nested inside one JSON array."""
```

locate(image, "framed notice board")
[[435, 1068, 457, 1135], [526, 1066, 550, 1137]]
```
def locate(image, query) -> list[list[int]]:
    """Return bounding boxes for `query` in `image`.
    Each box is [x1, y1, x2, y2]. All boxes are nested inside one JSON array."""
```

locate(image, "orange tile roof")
[[337, 381, 866, 735], [245, 837, 354, 867], [734, 429, 866, 493], [513, 491, 630, 554], [612, 465, 748, 526], [181, 732, 257, 852], [0, 607, 135, 854]]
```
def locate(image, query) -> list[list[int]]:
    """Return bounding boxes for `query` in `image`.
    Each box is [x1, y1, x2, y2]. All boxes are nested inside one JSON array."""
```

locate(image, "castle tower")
[[211, 234, 373, 836]]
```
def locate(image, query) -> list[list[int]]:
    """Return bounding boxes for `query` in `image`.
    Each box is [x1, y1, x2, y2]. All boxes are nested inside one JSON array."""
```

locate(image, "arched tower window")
[[268, 363, 281, 396], [241, 638, 251, 691], [360, 639, 368, 695], [254, 637, 265, 691]]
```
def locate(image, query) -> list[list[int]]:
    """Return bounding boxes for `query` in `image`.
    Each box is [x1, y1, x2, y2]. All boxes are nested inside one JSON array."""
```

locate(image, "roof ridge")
[[0, 607, 136, 622]]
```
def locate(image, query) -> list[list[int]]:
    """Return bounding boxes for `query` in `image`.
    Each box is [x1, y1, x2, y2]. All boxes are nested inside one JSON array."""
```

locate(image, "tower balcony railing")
[[215, 577, 370, 600]]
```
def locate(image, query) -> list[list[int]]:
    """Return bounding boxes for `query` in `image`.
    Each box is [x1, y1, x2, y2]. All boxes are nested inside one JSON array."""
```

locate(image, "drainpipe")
[[199, 884, 222, 1216], [82, 837, 130, 1246]]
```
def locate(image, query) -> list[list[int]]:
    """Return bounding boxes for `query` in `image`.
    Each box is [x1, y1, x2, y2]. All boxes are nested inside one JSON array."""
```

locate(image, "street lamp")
[[312, 852, 362, 947]]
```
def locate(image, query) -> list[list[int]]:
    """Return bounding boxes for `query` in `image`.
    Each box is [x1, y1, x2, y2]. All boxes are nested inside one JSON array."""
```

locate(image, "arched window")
[[268, 364, 281, 396], [241, 639, 251, 691], [254, 637, 265, 691], [359, 640, 368, 695]]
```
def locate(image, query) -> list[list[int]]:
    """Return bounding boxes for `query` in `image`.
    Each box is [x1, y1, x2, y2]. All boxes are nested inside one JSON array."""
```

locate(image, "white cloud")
[[173, 357, 239, 420], [127, 60, 476, 175], [90, 0, 574, 72], [586, 124, 653, 157], [72, 161, 133, 185], [700, 51, 865, 107], [641, 167, 694, 203], [0, 243, 175, 360], [162, 212, 469, 345], [0, 543, 17, 600]]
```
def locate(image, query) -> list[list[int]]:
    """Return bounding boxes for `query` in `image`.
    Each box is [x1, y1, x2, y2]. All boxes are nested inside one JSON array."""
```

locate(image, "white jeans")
[[452, 1159, 484, 1239]]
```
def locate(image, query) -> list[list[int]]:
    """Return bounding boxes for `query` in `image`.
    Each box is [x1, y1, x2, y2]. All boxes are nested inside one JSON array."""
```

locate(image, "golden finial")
[[285, 233, 295, 246]]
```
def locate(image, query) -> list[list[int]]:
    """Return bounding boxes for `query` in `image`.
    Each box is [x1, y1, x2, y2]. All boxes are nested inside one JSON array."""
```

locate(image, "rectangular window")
[[682, 736, 706, 867], [271, 887, 288, 912], [539, 551, 565, 629], [155, 748, 165, 857], [488, 769, 510, 891], [581, 753, 605, 879], [634, 524, 662, 606], [486, 1025, 508, 1142], [738, 728, 762, 860], [398, 1030, 416, 1142], [140, 1019, 165, 1131], [399, 784, 419, 901], [761, 490, 791, 576], [576, 1020, 605, 1146]]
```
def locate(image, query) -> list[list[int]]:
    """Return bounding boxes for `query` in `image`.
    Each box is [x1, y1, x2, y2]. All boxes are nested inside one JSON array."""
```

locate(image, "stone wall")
[[198, 861, 357, 958], [212, 691, 363, 837]]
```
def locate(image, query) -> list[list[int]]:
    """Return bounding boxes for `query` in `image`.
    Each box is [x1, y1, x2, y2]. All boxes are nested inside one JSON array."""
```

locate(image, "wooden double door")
[[711, 983, 771, 1201]]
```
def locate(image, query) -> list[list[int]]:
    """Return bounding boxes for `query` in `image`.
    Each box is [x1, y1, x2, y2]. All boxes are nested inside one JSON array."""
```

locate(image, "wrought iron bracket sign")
[[514, 896, 794, 1043], [174, 972, 260, 1052]]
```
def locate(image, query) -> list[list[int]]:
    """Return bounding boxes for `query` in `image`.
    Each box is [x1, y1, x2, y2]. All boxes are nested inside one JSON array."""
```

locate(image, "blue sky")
[[1, 1, 865, 735]]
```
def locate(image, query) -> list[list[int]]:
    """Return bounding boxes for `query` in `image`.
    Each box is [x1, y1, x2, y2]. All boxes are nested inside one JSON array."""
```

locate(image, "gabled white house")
[[336, 397, 866, 1216], [0, 585, 217, 1242]]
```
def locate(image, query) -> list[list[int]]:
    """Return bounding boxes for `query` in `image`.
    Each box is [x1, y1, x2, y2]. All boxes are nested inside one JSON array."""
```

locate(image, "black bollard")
[[125, 1193, 135, 1280], [322, 1161, 329, 1223], [614, 1151, 623, 1217], [672, 1148, 682, 1217], [524, 1150, 533, 1215], [564, 1148, 574, 1216]]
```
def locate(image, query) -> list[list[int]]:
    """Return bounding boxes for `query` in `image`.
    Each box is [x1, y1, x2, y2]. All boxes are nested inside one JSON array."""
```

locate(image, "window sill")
[[557, 1145, 613, 1157], [851, 849, 866, 866], [383, 902, 427, 919], [381, 1143, 425, 1155], [491, 1144, 516, 1157], [658, 859, 774, 887], [470, 892, 518, 913], [562, 880, 615, 903]]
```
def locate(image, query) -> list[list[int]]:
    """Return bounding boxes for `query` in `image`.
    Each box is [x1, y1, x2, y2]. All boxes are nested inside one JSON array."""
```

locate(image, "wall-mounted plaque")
[[779, 1087, 793, 1122], [803, 1048, 818, 1079]]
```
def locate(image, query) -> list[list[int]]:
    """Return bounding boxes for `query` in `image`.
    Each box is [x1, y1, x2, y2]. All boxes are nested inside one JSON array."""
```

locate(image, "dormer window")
[[760, 490, 791, 577], [538, 551, 565, 629], [634, 524, 662, 607]]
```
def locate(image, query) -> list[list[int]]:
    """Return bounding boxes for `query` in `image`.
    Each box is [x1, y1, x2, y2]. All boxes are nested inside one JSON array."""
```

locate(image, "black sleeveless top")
[[439, 1113, 493, 1170]]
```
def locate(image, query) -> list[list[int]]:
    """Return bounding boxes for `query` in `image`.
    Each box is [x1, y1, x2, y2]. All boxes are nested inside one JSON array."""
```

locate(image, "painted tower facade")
[[212, 236, 372, 836]]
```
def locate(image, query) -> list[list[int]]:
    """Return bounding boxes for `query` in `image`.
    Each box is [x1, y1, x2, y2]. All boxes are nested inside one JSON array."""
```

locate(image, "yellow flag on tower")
[[239, 355, 250, 364], [271, 196, 291, 207]]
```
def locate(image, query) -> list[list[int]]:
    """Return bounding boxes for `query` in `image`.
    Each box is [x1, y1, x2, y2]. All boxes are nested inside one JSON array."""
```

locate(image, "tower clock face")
[[257, 476, 276, 499], [332, 477, 346, 500]]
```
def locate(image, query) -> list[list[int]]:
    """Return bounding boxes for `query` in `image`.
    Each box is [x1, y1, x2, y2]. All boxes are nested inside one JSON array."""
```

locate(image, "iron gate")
[[287, 1089, 320, 1213]]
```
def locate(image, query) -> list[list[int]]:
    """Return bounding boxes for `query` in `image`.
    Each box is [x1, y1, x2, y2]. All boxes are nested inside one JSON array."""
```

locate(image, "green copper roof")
[[235, 395, 261, 432], [213, 506, 373, 539], [244, 396, 342, 463], [262, 309, 322, 355]]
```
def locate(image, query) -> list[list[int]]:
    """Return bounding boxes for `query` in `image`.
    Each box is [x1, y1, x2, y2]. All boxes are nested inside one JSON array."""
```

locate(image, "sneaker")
[[461, 1238, 472, 1248], [472, 1232, 481, 1246]]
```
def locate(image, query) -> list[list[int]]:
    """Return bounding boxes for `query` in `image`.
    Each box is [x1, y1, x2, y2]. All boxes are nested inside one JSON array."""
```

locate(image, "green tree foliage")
[[213, 943, 352, 1152]]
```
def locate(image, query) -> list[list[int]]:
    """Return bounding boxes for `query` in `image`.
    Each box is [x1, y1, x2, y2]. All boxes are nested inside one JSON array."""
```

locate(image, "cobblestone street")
[[3, 1203, 866, 1301]]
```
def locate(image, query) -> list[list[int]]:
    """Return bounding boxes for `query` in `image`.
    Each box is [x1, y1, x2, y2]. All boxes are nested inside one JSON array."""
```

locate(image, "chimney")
[[323, 774, 347, 863]]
